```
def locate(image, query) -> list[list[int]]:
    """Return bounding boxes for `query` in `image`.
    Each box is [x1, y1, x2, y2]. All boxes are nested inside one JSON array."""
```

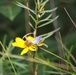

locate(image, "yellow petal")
[[12, 42, 17, 46], [12, 37, 25, 48], [15, 37, 24, 42], [21, 48, 29, 55], [27, 36, 34, 40], [38, 43, 43, 46], [29, 44, 37, 51], [38, 40, 44, 46]]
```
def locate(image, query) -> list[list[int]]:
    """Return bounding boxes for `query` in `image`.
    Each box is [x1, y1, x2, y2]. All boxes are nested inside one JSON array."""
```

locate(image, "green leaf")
[[41, 0, 49, 6], [39, 19, 51, 23], [13, 60, 28, 69], [2, 35, 7, 47], [37, 0, 40, 9], [7, 40, 14, 53], [67, 45, 73, 61], [42, 28, 60, 40], [41, 7, 57, 13], [38, 16, 59, 28], [29, 22, 34, 29], [16, 1, 36, 14], [0, 2, 21, 21], [45, 71, 62, 74], [39, 12, 45, 18], [45, 14, 52, 19], [30, 14, 37, 24], [39, 14, 52, 23]]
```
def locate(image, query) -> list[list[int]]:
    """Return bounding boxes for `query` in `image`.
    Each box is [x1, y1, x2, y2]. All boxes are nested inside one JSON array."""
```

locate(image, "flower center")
[[24, 41, 32, 47]]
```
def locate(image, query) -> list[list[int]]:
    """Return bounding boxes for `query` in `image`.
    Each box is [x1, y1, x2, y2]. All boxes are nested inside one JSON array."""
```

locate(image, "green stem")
[[0, 41, 17, 75], [28, 51, 34, 75], [40, 47, 76, 73]]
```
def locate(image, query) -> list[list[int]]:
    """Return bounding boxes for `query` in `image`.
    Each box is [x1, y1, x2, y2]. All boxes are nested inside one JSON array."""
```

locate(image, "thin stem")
[[33, 0, 40, 75], [34, 10, 39, 38], [34, 64, 38, 75], [0, 41, 17, 75], [40, 47, 76, 73], [28, 51, 34, 75], [64, 7, 76, 28], [0, 51, 76, 71]]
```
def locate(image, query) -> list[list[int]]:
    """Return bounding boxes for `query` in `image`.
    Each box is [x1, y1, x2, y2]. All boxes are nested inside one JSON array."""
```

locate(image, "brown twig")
[[0, 51, 76, 71]]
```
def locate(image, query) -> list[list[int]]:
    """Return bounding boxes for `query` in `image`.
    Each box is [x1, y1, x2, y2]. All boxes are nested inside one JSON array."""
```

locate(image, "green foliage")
[[0, 0, 76, 75]]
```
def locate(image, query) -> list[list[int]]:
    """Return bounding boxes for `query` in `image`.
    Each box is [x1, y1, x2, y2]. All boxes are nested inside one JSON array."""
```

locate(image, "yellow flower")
[[12, 35, 43, 55]]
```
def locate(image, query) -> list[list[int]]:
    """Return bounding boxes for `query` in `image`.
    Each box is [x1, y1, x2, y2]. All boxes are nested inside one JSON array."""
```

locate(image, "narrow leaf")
[[39, 19, 51, 23], [42, 28, 60, 40], [16, 1, 36, 14], [7, 40, 14, 53], [46, 14, 52, 19], [39, 2, 46, 12], [13, 61, 28, 69], [38, 16, 59, 28], [29, 22, 34, 29], [2, 35, 7, 47], [39, 12, 45, 18], [30, 14, 37, 24], [41, 0, 49, 6], [67, 45, 73, 61], [41, 7, 57, 13], [45, 71, 62, 74], [39, 14, 52, 23], [37, 0, 40, 8]]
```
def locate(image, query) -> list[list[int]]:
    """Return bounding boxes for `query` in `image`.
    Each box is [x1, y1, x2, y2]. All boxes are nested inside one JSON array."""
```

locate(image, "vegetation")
[[0, 0, 76, 75]]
